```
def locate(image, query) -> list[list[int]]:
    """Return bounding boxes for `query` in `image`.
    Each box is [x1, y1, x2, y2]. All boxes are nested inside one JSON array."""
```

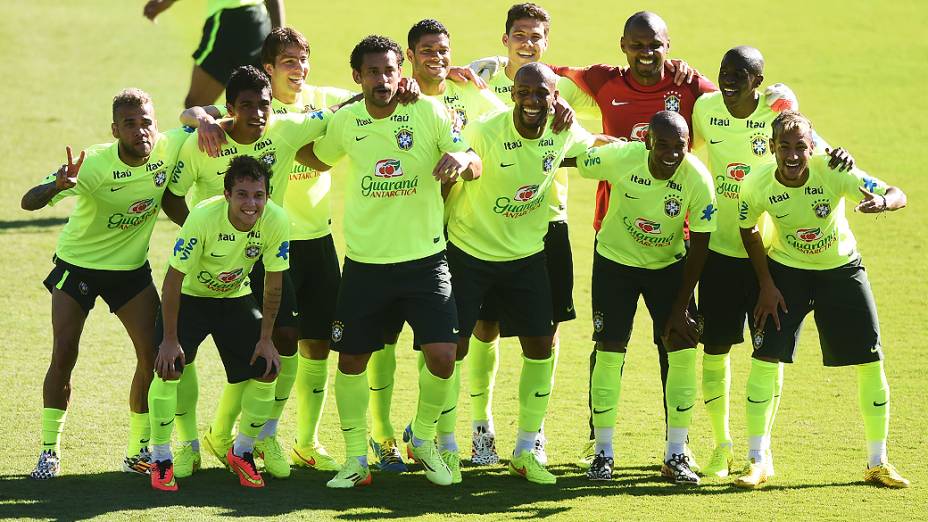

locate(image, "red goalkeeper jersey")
[[552, 64, 717, 231]]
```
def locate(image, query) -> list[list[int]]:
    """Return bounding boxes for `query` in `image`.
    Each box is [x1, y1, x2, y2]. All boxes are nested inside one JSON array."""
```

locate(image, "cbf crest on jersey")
[[395, 126, 414, 150], [153, 169, 167, 187], [751, 133, 768, 156], [260, 151, 277, 169], [813, 199, 832, 218], [542, 153, 557, 173], [664, 195, 682, 218], [664, 91, 682, 112]]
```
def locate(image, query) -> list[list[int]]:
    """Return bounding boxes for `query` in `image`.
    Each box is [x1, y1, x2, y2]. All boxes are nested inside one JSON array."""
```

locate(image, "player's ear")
[[111, 122, 118, 139], [752, 74, 765, 90], [619, 36, 627, 54], [263, 62, 274, 77], [644, 131, 653, 150], [768, 137, 775, 155], [406, 47, 414, 64], [502, 33, 509, 48], [351, 68, 362, 85]]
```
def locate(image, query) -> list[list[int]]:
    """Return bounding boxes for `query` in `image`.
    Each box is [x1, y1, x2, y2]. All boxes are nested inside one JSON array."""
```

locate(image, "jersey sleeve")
[[434, 100, 470, 154], [576, 141, 632, 182], [556, 77, 602, 121], [738, 175, 765, 229], [261, 206, 291, 272], [168, 137, 200, 197], [474, 87, 508, 117], [274, 110, 331, 149], [686, 157, 718, 233], [310, 110, 346, 167], [321, 86, 357, 106], [565, 123, 596, 157], [169, 212, 205, 274], [691, 97, 707, 152], [839, 165, 889, 200]]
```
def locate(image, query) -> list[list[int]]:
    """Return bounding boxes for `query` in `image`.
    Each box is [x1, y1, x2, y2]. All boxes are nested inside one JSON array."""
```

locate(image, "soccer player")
[[446, 62, 605, 484], [163, 65, 330, 479], [362, 18, 507, 474], [21, 89, 189, 479], [148, 155, 290, 491], [734, 111, 909, 489], [575, 111, 717, 484], [297, 35, 481, 488], [143, 0, 284, 108], [691, 46, 854, 478]]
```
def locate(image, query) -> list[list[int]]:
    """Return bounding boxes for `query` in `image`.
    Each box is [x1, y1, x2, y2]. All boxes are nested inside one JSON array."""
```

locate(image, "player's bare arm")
[[663, 231, 710, 348], [21, 147, 84, 211], [856, 185, 907, 214], [740, 226, 787, 332], [155, 266, 185, 380], [161, 191, 189, 226], [550, 94, 574, 133], [264, 0, 285, 28], [142, 0, 175, 22], [253, 269, 283, 378], [180, 106, 227, 157], [295, 142, 332, 172]]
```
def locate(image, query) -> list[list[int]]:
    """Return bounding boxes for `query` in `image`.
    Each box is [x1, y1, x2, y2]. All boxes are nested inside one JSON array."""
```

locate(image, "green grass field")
[[1, 0, 926, 519]]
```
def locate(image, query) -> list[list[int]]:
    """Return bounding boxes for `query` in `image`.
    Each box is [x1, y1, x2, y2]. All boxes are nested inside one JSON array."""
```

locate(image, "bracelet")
[[880, 194, 888, 212]]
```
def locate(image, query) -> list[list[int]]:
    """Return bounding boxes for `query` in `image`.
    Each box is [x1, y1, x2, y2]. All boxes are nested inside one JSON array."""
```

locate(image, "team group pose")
[[24, 2, 909, 493]]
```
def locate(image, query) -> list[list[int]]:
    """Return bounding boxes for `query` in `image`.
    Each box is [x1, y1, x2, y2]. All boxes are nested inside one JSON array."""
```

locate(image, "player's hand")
[[666, 59, 695, 86], [754, 283, 787, 332], [854, 186, 886, 213], [551, 94, 575, 134], [825, 147, 855, 171], [251, 338, 281, 379], [470, 56, 504, 82], [155, 339, 185, 380], [447, 66, 488, 89], [662, 308, 699, 349], [197, 119, 227, 158], [55, 146, 84, 191], [396, 78, 421, 105], [143, 0, 176, 21], [764, 83, 798, 113], [432, 151, 469, 184]]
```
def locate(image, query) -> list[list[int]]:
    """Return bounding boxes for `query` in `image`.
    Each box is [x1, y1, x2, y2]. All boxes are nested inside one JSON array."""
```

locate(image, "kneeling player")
[[576, 111, 717, 484], [735, 111, 909, 489], [148, 156, 289, 491]]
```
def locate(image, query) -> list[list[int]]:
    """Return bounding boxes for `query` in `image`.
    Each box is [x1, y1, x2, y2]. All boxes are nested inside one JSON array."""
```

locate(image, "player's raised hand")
[[251, 338, 281, 379], [432, 151, 469, 184], [143, 0, 176, 22], [551, 94, 575, 134], [666, 59, 695, 86], [155, 339, 185, 380], [855, 186, 886, 213], [765, 83, 798, 113], [825, 147, 855, 171], [754, 283, 787, 332], [55, 146, 84, 191], [396, 78, 421, 105], [197, 119, 227, 158], [447, 66, 488, 89]]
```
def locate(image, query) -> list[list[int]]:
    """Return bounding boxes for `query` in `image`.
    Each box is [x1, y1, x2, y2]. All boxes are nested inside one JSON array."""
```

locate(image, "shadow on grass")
[[0, 217, 68, 232], [0, 463, 866, 521]]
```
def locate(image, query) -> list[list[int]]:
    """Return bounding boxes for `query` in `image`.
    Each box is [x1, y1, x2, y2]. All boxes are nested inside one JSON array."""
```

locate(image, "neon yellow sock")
[[210, 381, 246, 439], [467, 336, 499, 423], [268, 354, 297, 422], [41, 408, 67, 454], [127, 411, 150, 457], [295, 355, 328, 448], [239, 379, 276, 439], [437, 361, 462, 434], [175, 361, 198, 443], [702, 352, 732, 445], [335, 369, 369, 457], [665, 349, 698, 429], [591, 351, 624, 429], [368, 343, 396, 442], [766, 362, 784, 436], [414, 366, 451, 441], [746, 358, 779, 438], [857, 361, 889, 442], [148, 377, 178, 446], [518, 354, 554, 433]]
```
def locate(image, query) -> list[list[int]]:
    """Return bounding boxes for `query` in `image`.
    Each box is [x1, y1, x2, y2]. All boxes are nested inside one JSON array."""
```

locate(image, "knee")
[[703, 344, 731, 356], [273, 327, 299, 356], [338, 354, 369, 375], [49, 340, 79, 372], [596, 341, 627, 353], [300, 339, 330, 360], [424, 347, 456, 378], [473, 320, 499, 342], [456, 339, 469, 361]]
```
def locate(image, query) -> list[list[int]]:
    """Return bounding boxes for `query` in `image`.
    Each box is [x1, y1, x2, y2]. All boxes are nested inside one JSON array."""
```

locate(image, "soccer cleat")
[[661, 453, 700, 485], [734, 458, 768, 489], [441, 450, 463, 484], [864, 461, 910, 489], [326, 457, 372, 489], [226, 448, 264, 488], [30, 450, 60, 480], [765, 448, 776, 477], [533, 432, 548, 466], [203, 427, 233, 470], [255, 436, 291, 479], [703, 444, 734, 478], [510, 450, 557, 485], [407, 435, 453, 486], [577, 439, 596, 468], [471, 427, 500, 466], [586, 451, 614, 481], [150, 460, 178, 492], [122, 447, 152, 475], [369, 437, 408, 472], [173, 442, 201, 478], [291, 443, 340, 471], [684, 444, 701, 473]]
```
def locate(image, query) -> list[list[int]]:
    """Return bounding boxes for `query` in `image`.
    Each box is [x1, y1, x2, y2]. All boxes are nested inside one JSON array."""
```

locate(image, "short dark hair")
[[261, 27, 310, 66], [112, 88, 152, 121], [723, 46, 765, 77], [225, 66, 271, 106], [350, 35, 404, 71], [505, 3, 551, 35], [223, 155, 271, 193], [408, 19, 450, 50]]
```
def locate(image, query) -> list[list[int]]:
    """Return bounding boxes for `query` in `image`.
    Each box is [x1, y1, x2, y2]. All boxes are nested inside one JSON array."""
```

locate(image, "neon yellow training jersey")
[[485, 66, 600, 222], [169, 110, 330, 207], [273, 85, 355, 240], [45, 127, 191, 271], [577, 141, 717, 269], [313, 96, 469, 264], [206, 0, 263, 17], [449, 112, 593, 262], [739, 154, 888, 270], [170, 196, 290, 298]]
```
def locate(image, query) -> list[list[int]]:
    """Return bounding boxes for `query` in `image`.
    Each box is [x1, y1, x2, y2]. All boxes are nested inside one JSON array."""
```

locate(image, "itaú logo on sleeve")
[[374, 159, 403, 178]]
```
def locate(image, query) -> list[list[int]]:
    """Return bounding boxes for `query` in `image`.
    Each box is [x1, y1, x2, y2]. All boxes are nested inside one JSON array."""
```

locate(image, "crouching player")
[[735, 111, 909, 489], [148, 156, 290, 491]]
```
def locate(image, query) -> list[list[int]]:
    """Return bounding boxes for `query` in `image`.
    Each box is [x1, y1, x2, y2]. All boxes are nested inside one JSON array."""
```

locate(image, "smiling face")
[[408, 32, 451, 87], [772, 124, 814, 185], [718, 48, 764, 114], [227, 87, 272, 143], [353, 50, 402, 109], [112, 102, 157, 164], [620, 23, 669, 85], [503, 18, 548, 70], [225, 175, 267, 231], [265, 44, 308, 102], [646, 113, 689, 179], [512, 64, 555, 136]]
